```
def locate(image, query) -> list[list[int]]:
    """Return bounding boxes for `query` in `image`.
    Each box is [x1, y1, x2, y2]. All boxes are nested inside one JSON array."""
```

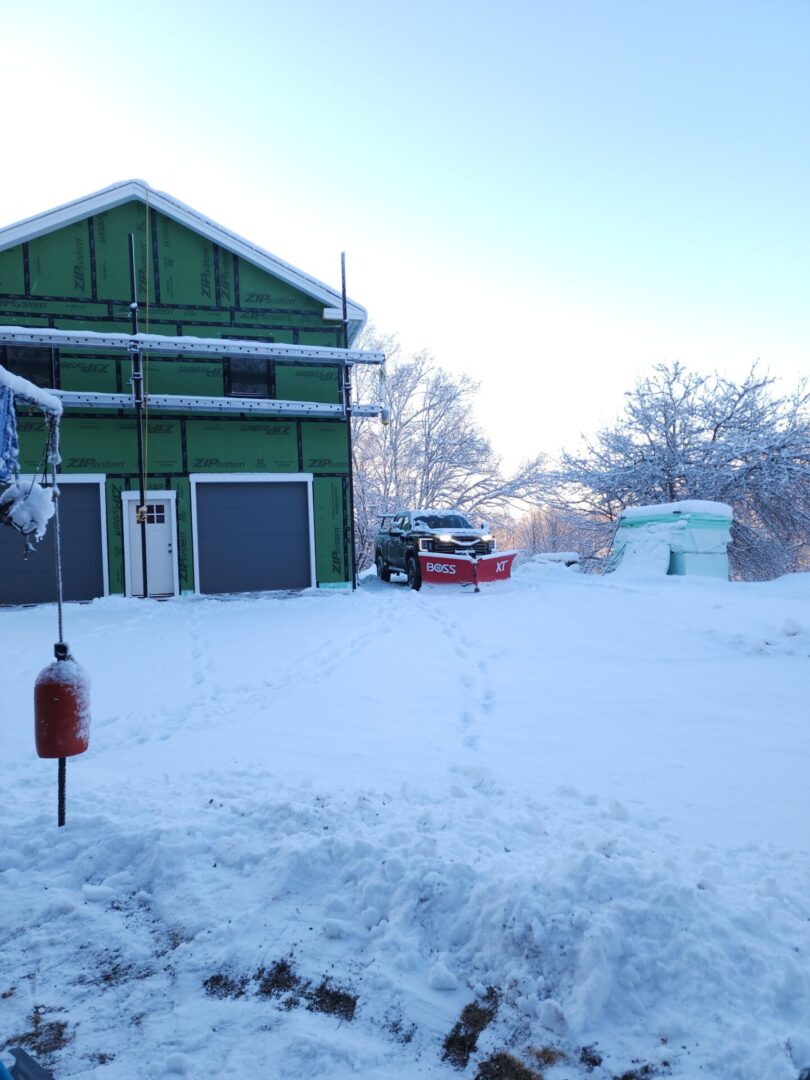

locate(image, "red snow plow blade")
[[418, 551, 517, 588]]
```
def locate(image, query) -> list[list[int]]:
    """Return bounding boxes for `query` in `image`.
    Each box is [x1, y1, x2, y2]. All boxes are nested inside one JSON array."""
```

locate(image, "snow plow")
[[375, 509, 516, 590], [418, 550, 517, 591]]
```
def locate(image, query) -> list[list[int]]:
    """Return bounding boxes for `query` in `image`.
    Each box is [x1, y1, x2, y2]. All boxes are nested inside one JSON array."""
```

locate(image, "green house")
[[0, 181, 383, 604]]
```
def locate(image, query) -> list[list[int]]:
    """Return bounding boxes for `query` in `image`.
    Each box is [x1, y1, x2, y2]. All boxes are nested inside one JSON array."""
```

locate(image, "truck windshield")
[[413, 514, 473, 529]]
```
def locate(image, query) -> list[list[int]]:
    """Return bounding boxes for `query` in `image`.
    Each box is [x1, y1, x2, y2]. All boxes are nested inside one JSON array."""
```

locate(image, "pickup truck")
[[375, 509, 496, 590]]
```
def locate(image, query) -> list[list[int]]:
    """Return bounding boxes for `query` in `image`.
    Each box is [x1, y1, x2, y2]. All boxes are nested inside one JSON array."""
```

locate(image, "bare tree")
[[545, 361, 810, 579], [351, 328, 546, 570], [508, 506, 612, 567]]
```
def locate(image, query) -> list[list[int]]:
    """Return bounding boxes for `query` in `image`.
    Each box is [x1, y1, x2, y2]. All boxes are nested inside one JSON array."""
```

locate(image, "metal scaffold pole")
[[341, 252, 358, 590], [128, 233, 149, 599]]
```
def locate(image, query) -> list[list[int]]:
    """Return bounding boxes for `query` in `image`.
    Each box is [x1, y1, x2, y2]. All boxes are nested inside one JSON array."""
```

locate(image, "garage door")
[[0, 482, 105, 605], [194, 481, 312, 594]]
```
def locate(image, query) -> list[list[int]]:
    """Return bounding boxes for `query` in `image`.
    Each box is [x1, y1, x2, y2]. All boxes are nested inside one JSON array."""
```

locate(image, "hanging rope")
[[47, 415, 64, 644]]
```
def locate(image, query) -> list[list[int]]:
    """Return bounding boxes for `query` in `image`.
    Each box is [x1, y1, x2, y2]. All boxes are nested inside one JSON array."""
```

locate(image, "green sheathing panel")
[[0, 247, 25, 294], [313, 477, 347, 584], [235, 257, 324, 317], [60, 357, 118, 393], [218, 248, 233, 307], [301, 421, 349, 472], [93, 203, 153, 303], [151, 359, 225, 395], [298, 329, 342, 347], [170, 477, 194, 592], [28, 221, 92, 299], [105, 478, 125, 594], [58, 417, 182, 473], [15, 414, 54, 472], [156, 214, 216, 306], [141, 359, 224, 396], [203, 325, 294, 343], [275, 364, 340, 405], [58, 321, 129, 334], [1, 200, 350, 407], [110, 303, 232, 326], [1, 315, 49, 328], [186, 419, 298, 472], [3, 299, 110, 318]]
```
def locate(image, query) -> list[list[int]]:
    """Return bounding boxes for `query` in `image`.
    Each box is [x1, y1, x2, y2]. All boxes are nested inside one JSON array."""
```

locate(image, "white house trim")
[[121, 489, 180, 598]]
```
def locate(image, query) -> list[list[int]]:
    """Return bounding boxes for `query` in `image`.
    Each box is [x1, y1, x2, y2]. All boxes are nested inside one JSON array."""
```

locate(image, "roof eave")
[[0, 180, 368, 337]]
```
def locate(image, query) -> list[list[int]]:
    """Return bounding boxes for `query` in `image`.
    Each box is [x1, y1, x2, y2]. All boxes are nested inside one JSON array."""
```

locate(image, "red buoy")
[[34, 643, 90, 759]]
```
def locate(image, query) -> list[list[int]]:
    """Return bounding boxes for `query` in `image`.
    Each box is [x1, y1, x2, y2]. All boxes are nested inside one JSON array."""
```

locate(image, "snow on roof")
[[0, 364, 62, 416], [0, 180, 368, 339], [619, 500, 732, 521]]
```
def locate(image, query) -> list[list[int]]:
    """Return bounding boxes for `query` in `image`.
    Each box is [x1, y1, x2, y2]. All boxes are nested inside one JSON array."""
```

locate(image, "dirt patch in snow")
[[3, 1005, 73, 1058], [475, 1051, 543, 1079], [442, 986, 498, 1068], [531, 1046, 567, 1068], [579, 1045, 603, 1070], [306, 978, 357, 1021], [255, 958, 299, 998], [203, 972, 250, 999], [204, 957, 357, 1021]]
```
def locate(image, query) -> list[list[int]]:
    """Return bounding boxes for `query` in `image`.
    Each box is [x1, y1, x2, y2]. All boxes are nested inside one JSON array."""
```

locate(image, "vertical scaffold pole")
[[128, 233, 149, 599], [341, 252, 358, 590]]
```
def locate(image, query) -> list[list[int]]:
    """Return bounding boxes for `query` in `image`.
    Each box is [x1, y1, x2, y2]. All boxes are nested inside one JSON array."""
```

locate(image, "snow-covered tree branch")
[[544, 362, 810, 579], [351, 329, 546, 570]]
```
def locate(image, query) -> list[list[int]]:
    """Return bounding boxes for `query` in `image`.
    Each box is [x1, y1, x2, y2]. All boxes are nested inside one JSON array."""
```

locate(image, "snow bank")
[[611, 521, 683, 577], [620, 500, 732, 520]]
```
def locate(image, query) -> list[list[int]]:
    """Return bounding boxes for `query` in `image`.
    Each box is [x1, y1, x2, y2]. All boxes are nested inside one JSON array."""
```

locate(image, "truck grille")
[[432, 539, 492, 555]]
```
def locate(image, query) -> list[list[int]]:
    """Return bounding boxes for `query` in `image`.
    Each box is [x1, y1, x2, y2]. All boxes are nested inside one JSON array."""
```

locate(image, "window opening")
[[1, 346, 57, 388], [227, 357, 270, 397]]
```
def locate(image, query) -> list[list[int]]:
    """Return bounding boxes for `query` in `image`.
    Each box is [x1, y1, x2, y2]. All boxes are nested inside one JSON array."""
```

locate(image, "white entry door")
[[123, 493, 178, 597]]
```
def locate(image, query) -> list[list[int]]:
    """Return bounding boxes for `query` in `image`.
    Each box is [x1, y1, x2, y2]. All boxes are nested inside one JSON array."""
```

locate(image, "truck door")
[[389, 513, 408, 568]]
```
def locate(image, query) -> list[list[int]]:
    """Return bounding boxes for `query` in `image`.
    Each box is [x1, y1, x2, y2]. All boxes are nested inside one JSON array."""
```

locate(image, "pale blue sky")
[[4, 1, 808, 465]]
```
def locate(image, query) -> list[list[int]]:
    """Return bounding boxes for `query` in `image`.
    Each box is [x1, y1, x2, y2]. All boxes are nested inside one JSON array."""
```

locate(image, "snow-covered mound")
[[2, 570, 809, 1079]]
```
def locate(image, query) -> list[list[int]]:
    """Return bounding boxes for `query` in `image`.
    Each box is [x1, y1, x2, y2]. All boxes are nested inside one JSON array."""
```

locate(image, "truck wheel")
[[406, 555, 422, 591], [376, 554, 391, 582]]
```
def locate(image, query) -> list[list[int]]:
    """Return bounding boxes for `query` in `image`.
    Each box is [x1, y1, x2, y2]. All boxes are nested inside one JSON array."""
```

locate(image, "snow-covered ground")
[[2, 562, 809, 1079]]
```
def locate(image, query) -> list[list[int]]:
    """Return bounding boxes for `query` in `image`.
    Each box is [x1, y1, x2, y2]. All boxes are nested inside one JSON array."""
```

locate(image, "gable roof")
[[0, 180, 367, 339]]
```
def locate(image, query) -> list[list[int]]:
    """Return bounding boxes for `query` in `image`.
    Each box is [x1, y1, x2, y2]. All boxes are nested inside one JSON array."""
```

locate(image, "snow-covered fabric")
[[0, 383, 19, 481], [0, 363, 62, 416], [0, 480, 56, 539]]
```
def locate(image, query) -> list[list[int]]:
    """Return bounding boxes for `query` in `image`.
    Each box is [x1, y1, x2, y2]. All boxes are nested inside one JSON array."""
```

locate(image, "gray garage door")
[[195, 481, 312, 594], [0, 483, 105, 605]]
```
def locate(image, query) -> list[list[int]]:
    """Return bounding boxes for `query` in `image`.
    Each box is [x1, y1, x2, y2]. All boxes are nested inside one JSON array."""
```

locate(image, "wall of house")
[[1, 199, 354, 591]]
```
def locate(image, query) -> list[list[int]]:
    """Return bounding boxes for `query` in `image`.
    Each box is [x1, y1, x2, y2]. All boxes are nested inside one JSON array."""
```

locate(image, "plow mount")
[[418, 551, 517, 591]]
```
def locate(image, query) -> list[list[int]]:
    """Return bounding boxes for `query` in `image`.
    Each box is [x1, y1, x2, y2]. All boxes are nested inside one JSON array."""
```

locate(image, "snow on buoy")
[[34, 642, 90, 759]]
